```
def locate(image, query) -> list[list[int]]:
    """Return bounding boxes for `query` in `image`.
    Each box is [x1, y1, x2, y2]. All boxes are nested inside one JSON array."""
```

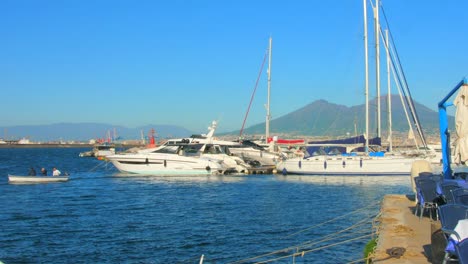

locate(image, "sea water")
[[0, 148, 412, 263]]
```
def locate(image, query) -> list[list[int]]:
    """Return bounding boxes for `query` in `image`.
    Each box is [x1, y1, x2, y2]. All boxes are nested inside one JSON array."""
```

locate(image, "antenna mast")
[[363, 0, 369, 153], [266, 37, 272, 142], [374, 0, 381, 138], [385, 29, 392, 152]]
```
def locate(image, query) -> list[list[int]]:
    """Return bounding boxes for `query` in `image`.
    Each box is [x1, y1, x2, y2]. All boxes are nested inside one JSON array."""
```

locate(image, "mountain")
[[1, 96, 451, 141], [241, 95, 452, 137], [0, 123, 195, 141]]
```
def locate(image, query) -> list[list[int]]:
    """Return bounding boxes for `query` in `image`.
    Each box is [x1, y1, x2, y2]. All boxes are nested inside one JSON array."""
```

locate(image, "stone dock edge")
[[371, 194, 446, 263]]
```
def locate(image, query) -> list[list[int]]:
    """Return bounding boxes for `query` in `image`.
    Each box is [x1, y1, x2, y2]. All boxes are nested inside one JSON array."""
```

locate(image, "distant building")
[[18, 138, 31, 144]]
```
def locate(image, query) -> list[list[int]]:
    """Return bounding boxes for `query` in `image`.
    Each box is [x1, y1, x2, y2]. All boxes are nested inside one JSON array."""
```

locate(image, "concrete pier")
[[372, 194, 445, 263]]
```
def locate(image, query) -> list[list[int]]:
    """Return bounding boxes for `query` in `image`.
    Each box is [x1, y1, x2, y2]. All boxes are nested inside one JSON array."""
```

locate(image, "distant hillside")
[[241, 95, 452, 137], [1, 96, 452, 141], [0, 123, 195, 141]]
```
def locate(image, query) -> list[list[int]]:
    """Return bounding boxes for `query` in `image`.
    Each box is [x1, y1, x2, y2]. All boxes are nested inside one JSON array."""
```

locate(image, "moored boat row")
[[106, 121, 281, 176], [102, 120, 440, 177]]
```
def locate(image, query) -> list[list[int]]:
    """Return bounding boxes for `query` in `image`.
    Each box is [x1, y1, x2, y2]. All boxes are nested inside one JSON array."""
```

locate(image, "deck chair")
[[438, 204, 468, 264], [452, 188, 468, 206], [440, 182, 462, 204], [414, 175, 444, 189], [414, 179, 440, 220], [455, 238, 468, 264], [416, 173, 443, 182], [429, 174, 444, 183]]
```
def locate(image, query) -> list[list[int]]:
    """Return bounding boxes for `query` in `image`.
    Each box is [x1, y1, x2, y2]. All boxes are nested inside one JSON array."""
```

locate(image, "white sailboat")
[[276, 0, 424, 176], [227, 37, 286, 168]]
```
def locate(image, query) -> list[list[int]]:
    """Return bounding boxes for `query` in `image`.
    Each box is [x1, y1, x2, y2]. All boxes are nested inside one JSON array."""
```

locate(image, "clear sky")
[[1, 0, 467, 133]]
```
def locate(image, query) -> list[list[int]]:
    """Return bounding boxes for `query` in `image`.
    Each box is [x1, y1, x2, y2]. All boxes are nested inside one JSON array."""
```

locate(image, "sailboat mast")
[[374, 0, 381, 138], [266, 36, 272, 141], [140, 130, 145, 145], [363, 0, 369, 153], [385, 29, 392, 152]]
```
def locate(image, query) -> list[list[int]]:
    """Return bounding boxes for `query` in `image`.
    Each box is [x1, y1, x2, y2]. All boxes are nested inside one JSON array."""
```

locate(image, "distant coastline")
[[0, 143, 142, 149], [0, 143, 93, 148]]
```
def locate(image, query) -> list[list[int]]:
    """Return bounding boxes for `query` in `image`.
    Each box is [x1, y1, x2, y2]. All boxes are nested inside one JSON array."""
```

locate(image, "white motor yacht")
[[189, 121, 284, 167], [107, 142, 237, 176]]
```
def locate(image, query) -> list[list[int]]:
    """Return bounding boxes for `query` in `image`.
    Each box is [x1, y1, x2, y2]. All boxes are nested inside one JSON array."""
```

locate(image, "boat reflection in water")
[[111, 173, 246, 183], [275, 174, 411, 186]]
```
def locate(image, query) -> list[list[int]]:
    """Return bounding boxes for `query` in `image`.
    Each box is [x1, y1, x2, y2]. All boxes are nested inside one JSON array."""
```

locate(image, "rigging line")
[[381, 30, 426, 149], [239, 49, 269, 138], [390, 49, 419, 148], [380, 28, 427, 149], [254, 234, 374, 264], [230, 214, 376, 264], [377, 25, 423, 147], [379, 3, 427, 148], [380, 4, 409, 96], [371, 0, 427, 147], [371, 0, 420, 143], [378, 28, 420, 148], [283, 200, 380, 238]]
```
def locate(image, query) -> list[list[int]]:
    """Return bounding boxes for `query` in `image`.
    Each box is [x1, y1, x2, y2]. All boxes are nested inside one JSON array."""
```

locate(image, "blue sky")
[[1, 0, 467, 133]]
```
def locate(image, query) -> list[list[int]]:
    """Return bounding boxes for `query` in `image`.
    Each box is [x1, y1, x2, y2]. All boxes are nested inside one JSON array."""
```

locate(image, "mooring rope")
[[87, 161, 108, 173], [254, 234, 374, 264], [346, 257, 369, 264], [230, 209, 378, 264], [231, 225, 372, 264], [295, 217, 375, 250], [283, 200, 380, 239]]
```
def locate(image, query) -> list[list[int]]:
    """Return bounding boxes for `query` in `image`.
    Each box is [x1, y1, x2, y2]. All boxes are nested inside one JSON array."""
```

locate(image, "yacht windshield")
[[203, 145, 225, 154], [153, 146, 179, 154]]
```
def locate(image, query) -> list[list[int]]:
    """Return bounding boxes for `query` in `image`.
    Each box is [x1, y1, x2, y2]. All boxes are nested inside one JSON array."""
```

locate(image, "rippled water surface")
[[0, 148, 412, 263]]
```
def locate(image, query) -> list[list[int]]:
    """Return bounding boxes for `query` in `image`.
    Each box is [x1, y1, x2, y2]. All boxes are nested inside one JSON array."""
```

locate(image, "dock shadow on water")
[[0, 148, 412, 263]]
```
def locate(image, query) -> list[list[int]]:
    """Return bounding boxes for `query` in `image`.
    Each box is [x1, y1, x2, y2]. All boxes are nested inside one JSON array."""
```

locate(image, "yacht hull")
[[277, 156, 416, 176], [107, 154, 227, 176]]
